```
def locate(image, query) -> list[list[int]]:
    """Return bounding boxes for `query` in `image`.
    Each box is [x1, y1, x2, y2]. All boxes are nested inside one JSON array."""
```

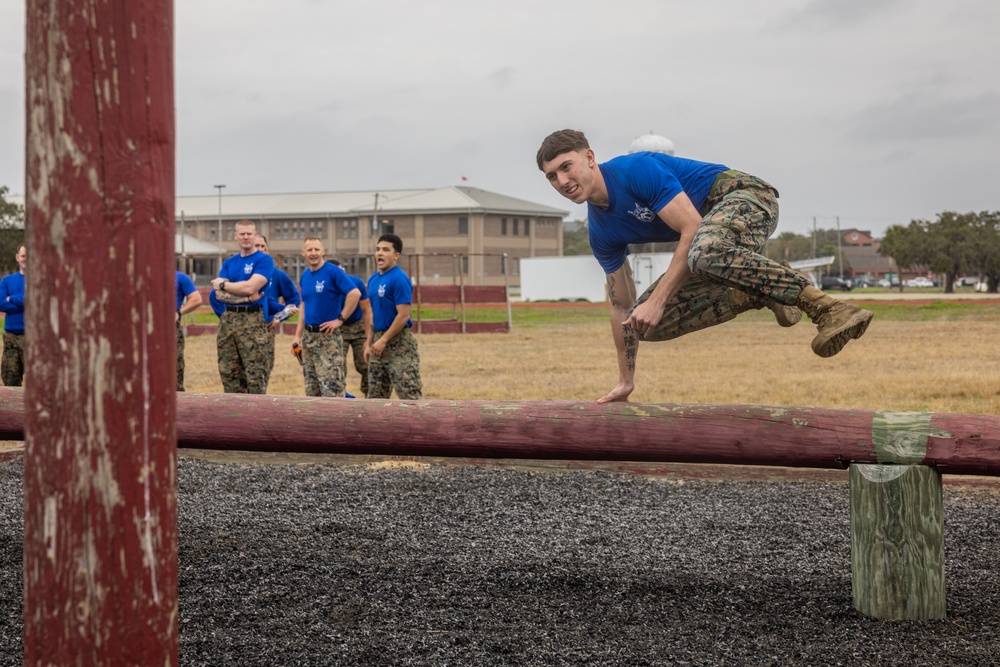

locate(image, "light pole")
[[214, 184, 225, 273], [836, 216, 843, 279]]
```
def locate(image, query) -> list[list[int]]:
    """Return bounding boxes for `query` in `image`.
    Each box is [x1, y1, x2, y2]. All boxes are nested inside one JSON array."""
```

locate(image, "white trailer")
[[520, 253, 675, 302]]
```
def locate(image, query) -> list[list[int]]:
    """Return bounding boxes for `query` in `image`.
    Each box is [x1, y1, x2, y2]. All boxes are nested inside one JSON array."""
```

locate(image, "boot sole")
[[772, 306, 802, 327], [811, 309, 874, 358]]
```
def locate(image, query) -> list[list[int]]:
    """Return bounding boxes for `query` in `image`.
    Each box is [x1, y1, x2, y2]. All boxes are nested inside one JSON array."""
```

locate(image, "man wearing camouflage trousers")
[[537, 129, 873, 404], [331, 259, 372, 398], [211, 219, 274, 394], [365, 233, 422, 400], [292, 237, 361, 397]]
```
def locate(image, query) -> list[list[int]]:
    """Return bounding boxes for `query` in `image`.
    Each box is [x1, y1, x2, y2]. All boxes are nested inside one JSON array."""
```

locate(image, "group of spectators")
[[0, 224, 423, 400], [176, 219, 422, 400]]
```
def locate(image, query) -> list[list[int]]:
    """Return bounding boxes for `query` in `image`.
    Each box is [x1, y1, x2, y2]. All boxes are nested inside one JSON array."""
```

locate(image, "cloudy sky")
[[1, 1, 997, 237]]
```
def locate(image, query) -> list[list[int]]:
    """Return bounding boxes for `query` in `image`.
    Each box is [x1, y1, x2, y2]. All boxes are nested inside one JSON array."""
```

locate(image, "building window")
[[501, 218, 507, 235], [524, 219, 531, 236], [513, 218, 519, 236], [458, 216, 468, 236], [381, 220, 395, 236], [342, 219, 357, 239], [461, 256, 469, 275]]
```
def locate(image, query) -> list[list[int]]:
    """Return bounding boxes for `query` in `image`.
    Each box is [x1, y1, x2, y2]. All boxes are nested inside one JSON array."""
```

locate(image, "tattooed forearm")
[[215, 290, 251, 304]]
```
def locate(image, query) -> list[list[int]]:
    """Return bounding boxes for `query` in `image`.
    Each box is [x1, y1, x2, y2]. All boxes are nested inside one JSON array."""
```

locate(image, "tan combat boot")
[[797, 285, 874, 357], [728, 289, 802, 327]]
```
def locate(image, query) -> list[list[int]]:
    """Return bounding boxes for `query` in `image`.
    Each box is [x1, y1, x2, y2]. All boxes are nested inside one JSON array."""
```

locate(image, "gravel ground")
[[1, 457, 999, 666]]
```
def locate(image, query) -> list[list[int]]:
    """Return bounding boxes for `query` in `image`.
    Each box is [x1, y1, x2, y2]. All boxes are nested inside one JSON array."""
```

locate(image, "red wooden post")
[[24, 2, 177, 665]]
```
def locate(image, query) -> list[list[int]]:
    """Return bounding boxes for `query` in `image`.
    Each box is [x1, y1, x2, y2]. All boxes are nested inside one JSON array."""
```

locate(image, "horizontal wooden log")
[[3, 387, 1000, 475]]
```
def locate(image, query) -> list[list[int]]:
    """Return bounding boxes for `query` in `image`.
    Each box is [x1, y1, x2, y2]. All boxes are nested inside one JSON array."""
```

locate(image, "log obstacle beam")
[[5, 387, 997, 620], [3, 388, 997, 475]]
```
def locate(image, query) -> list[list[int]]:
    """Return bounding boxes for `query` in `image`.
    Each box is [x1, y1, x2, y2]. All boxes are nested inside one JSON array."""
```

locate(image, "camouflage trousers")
[[633, 170, 811, 342], [302, 328, 346, 397], [217, 310, 271, 394], [339, 319, 368, 397], [265, 325, 276, 380], [176, 322, 186, 392], [2, 331, 25, 387], [367, 328, 422, 400]]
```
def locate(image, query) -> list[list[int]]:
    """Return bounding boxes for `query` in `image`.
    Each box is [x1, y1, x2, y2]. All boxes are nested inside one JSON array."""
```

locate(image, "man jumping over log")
[[537, 129, 873, 404]]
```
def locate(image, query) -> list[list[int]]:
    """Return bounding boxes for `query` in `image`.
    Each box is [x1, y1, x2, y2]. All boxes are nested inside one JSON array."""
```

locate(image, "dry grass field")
[[182, 305, 1000, 416]]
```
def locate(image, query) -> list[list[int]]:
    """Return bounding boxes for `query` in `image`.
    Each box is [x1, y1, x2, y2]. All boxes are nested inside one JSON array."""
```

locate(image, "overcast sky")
[[1, 1, 997, 237]]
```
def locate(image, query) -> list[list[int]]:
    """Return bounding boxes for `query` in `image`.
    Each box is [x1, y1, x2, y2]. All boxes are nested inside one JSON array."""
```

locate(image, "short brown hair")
[[536, 129, 590, 170]]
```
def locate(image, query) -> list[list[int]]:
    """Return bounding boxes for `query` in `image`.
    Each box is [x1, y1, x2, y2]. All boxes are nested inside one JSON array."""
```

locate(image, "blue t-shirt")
[[217, 251, 273, 308], [340, 274, 368, 325], [264, 267, 302, 323], [0, 271, 26, 334], [299, 262, 358, 326], [175, 271, 198, 312], [588, 152, 728, 273], [368, 265, 413, 332]]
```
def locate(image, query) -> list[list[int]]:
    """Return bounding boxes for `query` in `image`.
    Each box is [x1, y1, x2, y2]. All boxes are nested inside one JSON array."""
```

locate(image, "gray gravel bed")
[[1, 458, 999, 666]]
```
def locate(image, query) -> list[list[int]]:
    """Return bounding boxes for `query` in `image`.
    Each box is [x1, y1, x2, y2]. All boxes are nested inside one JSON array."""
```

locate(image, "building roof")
[[175, 233, 224, 256], [175, 186, 568, 220]]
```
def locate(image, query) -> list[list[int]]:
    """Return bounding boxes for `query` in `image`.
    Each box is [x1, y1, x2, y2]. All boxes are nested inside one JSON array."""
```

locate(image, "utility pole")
[[837, 216, 843, 278], [214, 184, 225, 273]]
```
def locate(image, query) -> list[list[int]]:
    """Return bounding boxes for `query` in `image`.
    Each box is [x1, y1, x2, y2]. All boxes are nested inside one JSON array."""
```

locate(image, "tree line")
[[0, 186, 25, 274], [880, 211, 1000, 292]]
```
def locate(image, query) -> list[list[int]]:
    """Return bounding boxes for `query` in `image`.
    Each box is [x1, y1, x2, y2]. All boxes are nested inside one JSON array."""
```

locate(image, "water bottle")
[[274, 304, 296, 322]]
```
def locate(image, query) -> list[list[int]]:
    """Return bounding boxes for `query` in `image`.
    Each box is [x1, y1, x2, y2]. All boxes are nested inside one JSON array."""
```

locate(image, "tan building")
[[175, 186, 568, 286]]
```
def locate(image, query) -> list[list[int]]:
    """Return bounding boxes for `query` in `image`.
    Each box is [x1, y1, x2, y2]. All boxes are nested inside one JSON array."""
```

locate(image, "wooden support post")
[[849, 464, 945, 620], [24, 1, 177, 664]]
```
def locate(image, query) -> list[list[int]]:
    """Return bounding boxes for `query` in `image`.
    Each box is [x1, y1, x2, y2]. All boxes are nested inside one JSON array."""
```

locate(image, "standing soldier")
[[331, 259, 372, 398], [174, 270, 203, 391], [211, 219, 273, 394], [292, 237, 361, 397], [0, 245, 27, 386], [365, 233, 422, 399], [254, 233, 301, 382]]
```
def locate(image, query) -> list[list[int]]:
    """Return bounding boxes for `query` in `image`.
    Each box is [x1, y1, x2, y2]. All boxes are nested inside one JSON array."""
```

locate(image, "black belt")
[[305, 324, 325, 333], [226, 305, 262, 313]]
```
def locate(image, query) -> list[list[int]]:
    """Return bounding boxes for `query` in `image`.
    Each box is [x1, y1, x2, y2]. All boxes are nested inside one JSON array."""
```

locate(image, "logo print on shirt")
[[315, 280, 325, 293], [627, 203, 655, 223], [243, 263, 254, 275], [378, 284, 386, 297]]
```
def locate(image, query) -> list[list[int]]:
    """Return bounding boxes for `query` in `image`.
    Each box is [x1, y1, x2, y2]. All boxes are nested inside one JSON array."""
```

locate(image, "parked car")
[[821, 276, 852, 291], [955, 276, 979, 288], [904, 277, 934, 288]]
